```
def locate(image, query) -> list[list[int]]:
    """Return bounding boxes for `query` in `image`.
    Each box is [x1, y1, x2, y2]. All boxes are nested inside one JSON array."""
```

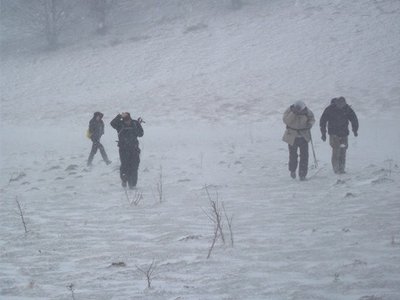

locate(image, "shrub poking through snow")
[[15, 197, 28, 234], [136, 259, 158, 289], [202, 185, 233, 258]]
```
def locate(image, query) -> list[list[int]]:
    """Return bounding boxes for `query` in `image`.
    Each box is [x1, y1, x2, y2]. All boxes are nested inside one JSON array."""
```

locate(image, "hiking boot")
[[290, 171, 296, 179], [299, 176, 306, 181], [105, 160, 112, 165], [121, 181, 127, 188]]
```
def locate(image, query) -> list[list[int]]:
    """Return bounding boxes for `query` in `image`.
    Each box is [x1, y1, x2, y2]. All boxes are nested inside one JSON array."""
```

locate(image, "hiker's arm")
[[136, 121, 144, 137], [110, 114, 123, 130]]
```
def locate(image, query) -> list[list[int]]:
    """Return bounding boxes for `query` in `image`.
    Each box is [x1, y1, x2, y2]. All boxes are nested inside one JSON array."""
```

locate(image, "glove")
[[354, 131, 358, 137], [321, 134, 326, 142]]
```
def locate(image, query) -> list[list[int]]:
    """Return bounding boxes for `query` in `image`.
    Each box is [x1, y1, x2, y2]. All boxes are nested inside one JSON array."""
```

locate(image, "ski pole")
[[310, 134, 318, 168]]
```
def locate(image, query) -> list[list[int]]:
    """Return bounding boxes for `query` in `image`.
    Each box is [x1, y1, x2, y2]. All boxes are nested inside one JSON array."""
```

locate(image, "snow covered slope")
[[1, 0, 399, 124], [1, 0, 400, 299]]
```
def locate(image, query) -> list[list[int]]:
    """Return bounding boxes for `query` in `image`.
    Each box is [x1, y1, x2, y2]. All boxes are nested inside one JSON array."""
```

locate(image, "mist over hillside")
[[1, 0, 399, 125], [1, 1, 400, 299]]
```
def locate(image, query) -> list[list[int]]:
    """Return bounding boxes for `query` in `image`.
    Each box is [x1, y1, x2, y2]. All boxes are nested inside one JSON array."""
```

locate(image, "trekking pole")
[[310, 134, 318, 169]]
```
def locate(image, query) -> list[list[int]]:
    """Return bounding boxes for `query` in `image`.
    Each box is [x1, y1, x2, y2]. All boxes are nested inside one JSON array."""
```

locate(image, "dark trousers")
[[88, 139, 109, 165], [119, 147, 140, 188], [288, 137, 309, 178], [329, 135, 348, 173]]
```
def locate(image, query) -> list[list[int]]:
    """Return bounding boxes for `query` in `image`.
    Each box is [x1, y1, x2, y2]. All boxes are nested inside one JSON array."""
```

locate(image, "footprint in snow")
[[179, 235, 202, 241], [46, 165, 61, 171], [109, 262, 126, 267], [371, 177, 394, 184], [358, 295, 383, 300], [65, 164, 79, 171], [344, 192, 356, 198], [177, 179, 191, 183], [27, 187, 40, 191], [335, 179, 346, 185], [9, 172, 27, 183]]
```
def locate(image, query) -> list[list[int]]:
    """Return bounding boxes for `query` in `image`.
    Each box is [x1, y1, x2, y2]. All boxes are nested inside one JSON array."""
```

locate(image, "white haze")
[[1, 0, 400, 299]]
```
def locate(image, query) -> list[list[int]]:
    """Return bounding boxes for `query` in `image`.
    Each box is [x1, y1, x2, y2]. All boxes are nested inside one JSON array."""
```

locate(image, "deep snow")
[[1, 0, 400, 299]]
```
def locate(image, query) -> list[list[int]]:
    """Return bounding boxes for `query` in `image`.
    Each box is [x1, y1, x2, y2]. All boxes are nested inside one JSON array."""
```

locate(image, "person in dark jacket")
[[110, 112, 144, 189], [320, 97, 359, 174], [282, 100, 315, 180], [87, 112, 111, 166]]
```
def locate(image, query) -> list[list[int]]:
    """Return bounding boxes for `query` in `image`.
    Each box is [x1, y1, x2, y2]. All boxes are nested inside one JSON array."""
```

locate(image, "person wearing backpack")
[[110, 112, 144, 189], [282, 100, 315, 181], [87, 112, 111, 166], [320, 97, 359, 174]]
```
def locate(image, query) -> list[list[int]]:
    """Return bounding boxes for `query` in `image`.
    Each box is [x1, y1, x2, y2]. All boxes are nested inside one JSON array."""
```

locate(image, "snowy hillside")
[[1, 0, 400, 124], [1, 0, 400, 299]]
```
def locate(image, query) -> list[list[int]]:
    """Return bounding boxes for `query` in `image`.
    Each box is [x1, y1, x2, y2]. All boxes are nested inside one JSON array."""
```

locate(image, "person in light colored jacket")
[[282, 101, 315, 180]]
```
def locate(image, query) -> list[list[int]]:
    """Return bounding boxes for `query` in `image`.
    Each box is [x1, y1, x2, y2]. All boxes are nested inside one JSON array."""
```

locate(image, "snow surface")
[[1, 0, 400, 299]]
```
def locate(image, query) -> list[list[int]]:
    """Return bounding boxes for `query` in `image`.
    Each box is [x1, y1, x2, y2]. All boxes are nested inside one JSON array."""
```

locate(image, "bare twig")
[[136, 259, 157, 289], [222, 202, 234, 247], [124, 189, 143, 206], [131, 190, 143, 206], [67, 283, 76, 300], [124, 188, 130, 205], [203, 185, 226, 259], [156, 166, 163, 203], [207, 223, 219, 259], [201, 206, 215, 223], [16, 197, 28, 233], [205, 186, 225, 244]]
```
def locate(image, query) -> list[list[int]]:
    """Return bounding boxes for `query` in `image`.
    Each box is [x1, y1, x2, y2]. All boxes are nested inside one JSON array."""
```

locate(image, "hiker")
[[320, 96, 359, 174], [282, 100, 315, 180], [87, 112, 111, 166], [110, 112, 144, 189]]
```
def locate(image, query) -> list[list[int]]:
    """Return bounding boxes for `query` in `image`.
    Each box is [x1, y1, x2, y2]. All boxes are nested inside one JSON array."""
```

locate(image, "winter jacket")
[[110, 114, 144, 149], [320, 101, 358, 137], [88, 114, 105, 141], [282, 106, 315, 146]]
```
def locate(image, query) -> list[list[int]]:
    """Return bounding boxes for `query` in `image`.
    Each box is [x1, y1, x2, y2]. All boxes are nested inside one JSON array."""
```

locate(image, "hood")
[[331, 97, 347, 109], [93, 112, 104, 119]]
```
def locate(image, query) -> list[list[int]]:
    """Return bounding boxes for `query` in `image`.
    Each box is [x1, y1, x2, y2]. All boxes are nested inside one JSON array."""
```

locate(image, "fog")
[[1, 0, 399, 299]]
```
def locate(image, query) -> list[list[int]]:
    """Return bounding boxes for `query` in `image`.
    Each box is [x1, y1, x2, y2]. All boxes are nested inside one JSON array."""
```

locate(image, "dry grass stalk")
[[16, 197, 28, 233]]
